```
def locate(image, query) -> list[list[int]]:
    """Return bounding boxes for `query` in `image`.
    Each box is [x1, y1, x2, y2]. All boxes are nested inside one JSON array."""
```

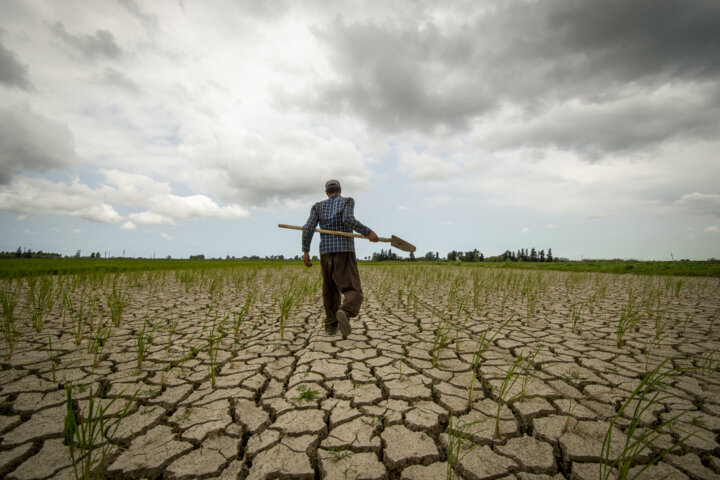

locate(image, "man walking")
[[302, 179, 378, 338]]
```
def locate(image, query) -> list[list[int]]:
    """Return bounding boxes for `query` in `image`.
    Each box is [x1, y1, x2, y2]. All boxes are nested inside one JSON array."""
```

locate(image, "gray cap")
[[325, 179, 341, 191]]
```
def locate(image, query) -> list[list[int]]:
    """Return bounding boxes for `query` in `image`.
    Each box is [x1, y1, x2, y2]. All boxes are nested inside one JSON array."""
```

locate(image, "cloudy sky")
[[1, 0, 719, 260]]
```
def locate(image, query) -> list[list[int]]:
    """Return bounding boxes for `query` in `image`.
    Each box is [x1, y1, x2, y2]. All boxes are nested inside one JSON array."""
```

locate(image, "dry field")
[[0, 265, 719, 480]]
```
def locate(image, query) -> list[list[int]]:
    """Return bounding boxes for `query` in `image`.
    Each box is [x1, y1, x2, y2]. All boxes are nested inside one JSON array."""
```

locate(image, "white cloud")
[[128, 211, 174, 225], [521, 227, 530, 234], [179, 129, 371, 206], [120, 221, 136, 230], [704, 225, 719, 233], [161, 233, 173, 240], [103, 169, 251, 221], [0, 177, 122, 223], [546, 224, 559, 230], [72, 228, 81, 234]]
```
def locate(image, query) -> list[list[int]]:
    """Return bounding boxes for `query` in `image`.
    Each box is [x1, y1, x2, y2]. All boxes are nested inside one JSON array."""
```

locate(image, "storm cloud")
[[0, 40, 34, 90], [50, 22, 122, 60], [295, 0, 720, 155], [0, 106, 76, 184]]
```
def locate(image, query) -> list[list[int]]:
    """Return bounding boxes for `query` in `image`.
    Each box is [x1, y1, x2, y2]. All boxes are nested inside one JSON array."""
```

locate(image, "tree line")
[[372, 247, 555, 262]]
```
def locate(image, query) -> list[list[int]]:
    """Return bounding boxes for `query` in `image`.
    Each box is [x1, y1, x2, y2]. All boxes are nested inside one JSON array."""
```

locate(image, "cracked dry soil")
[[0, 266, 719, 479]]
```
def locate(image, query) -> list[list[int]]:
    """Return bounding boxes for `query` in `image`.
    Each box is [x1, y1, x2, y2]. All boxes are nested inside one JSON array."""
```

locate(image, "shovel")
[[278, 224, 416, 253]]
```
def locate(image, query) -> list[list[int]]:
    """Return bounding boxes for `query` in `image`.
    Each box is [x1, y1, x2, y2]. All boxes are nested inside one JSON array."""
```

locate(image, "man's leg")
[[320, 254, 341, 332], [332, 252, 364, 317]]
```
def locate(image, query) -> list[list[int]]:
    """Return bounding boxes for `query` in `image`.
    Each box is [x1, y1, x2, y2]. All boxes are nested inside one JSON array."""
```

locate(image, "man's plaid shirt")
[[302, 194, 371, 254]]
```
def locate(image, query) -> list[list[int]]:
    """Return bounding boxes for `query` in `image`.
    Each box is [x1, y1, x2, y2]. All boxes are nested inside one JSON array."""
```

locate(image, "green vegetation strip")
[[1, 257, 718, 278]]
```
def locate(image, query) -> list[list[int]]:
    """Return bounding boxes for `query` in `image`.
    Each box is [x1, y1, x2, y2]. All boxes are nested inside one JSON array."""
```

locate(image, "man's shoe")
[[325, 325, 338, 335], [336, 309, 351, 339]]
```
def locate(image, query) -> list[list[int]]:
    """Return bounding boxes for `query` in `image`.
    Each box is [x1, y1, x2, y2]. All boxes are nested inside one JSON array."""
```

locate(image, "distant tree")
[[372, 248, 399, 261], [435, 252, 439, 260], [424, 251, 435, 261], [479, 252, 484, 262], [447, 250, 458, 262], [15, 246, 22, 258], [90, 252, 95, 258], [539, 249, 545, 262], [530, 248, 538, 262], [547, 248, 553, 262], [75, 250, 81, 258], [409, 251, 415, 261]]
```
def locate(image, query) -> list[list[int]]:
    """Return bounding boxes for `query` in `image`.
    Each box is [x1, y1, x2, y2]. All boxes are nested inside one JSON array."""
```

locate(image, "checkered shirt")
[[302, 194, 371, 254]]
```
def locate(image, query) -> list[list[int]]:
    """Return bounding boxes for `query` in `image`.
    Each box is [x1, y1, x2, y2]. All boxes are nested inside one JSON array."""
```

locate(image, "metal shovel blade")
[[390, 235, 416, 253]]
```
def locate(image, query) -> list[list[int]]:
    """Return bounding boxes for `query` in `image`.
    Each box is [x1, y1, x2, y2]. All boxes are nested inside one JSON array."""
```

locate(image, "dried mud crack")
[[1, 266, 719, 479]]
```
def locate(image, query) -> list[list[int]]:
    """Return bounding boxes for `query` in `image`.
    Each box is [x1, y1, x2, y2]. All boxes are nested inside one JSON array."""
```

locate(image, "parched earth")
[[0, 267, 719, 479]]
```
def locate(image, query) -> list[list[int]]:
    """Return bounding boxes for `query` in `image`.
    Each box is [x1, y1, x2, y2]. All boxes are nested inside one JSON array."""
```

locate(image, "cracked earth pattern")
[[1, 266, 719, 479]]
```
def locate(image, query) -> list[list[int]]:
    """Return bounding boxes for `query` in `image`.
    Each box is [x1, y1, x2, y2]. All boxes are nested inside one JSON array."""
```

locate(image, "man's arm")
[[342, 197, 379, 242], [302, 204, 319, 267]]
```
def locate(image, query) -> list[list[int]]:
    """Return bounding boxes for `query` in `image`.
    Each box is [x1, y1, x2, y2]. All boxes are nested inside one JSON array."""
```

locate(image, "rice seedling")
[[644, 321, 668, 371], [208, 272, 224, 302], [599, 357, 696, 480], [327, 447, 352, 463], [278, 285, 297, 340], [517, 345, 542, 400], [29, 276, 56, 332], [562, 398, 578, 433], [453, 296, 474, 353], [135, 313, 156, 368], [672, 277, 687, 298], [66, 292, 97, 346], [431, 315, 454, 368], [489, 352, 534, 439], [570, 301, 584, 333], [233, 292, 253, 342], [166, 316, 179, 347], [64, 382, 137, 480], [105, 279, 129, 327], [709, 313, 718, 335], [0, 280, 20, 358], [45, 335, 60, 382], [616, 289, 641, 348], [87, 318, 111, 369], [467, 317, 512, 409], [446, 411, 483, 480], [699, 350, 718, 391], [681, 312, 695, 337], [294, 384, 319, 402]]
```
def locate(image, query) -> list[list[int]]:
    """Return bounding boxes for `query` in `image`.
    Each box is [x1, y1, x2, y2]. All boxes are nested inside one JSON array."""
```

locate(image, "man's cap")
[[325, 179, 341, 191]]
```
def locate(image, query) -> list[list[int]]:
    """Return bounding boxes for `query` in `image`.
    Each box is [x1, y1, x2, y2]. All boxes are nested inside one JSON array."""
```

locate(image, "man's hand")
[[368, 231, 379, 242], [302, 252, 312, 267]]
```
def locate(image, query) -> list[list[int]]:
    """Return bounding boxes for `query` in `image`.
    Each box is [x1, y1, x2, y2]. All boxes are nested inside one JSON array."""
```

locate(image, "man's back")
[[302, 194, 371, 255]]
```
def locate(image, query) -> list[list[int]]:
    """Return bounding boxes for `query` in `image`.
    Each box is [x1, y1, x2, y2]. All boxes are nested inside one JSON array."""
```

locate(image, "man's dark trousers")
[[320, 252, 363, 328]]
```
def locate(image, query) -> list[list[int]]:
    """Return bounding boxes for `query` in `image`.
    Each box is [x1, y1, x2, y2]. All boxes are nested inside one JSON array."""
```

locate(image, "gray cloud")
[[676, 192, 720, 217], [0, 40, 34, 90], [117, 0, 159, 31], [0, 106, 76, 184], [483, 83, 720, 156], [50, 22, 122, 60], [289, 0, 720, 154], [96, 67, 141, 94]]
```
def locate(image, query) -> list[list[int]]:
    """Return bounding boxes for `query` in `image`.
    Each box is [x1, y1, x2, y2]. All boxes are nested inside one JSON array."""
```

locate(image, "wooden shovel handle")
[[278, 224, 390, 242]]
